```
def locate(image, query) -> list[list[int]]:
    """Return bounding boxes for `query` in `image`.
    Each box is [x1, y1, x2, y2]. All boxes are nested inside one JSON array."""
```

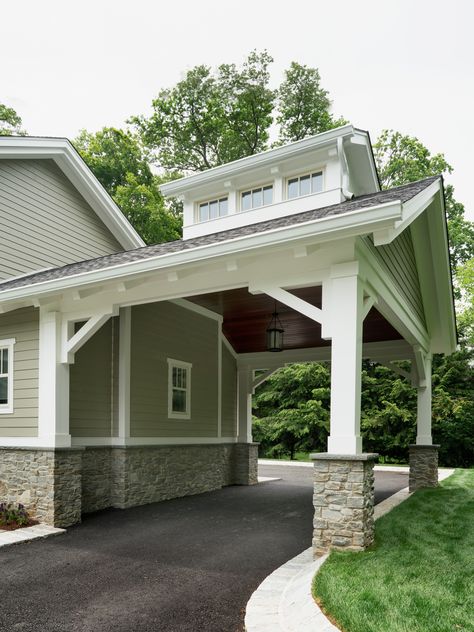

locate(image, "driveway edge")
[[0, 524, 65, 548], [245, 468, 455, 631]]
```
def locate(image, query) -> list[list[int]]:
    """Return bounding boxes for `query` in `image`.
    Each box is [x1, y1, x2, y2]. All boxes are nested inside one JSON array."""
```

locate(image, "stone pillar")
[[53, 449, 83, 527], [311, 452, 378, 557], [232, 443, 259, 485], [409, 445, 439, 492]]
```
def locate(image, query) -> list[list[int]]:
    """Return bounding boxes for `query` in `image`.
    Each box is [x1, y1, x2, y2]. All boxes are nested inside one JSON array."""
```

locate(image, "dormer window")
[[241, 185, 273, 212], [198, 197, 228, 222], [287, 171, 323, 199]]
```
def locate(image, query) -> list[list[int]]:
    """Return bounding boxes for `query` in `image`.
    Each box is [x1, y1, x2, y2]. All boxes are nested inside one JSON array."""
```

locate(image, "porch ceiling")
[[188, 286, 402, 353]]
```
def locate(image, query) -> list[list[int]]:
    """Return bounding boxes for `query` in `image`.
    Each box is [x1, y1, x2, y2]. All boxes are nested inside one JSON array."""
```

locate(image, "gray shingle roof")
[[0, 176, 440, 293]]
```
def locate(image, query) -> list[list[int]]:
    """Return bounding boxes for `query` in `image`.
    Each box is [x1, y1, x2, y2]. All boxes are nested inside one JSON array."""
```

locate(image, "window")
[[287, 171, 323, 199], [167, 359, 192, 419], [241, 185, 273, 212], [198, 197, 228, 222], [0, 339, 15, 414]]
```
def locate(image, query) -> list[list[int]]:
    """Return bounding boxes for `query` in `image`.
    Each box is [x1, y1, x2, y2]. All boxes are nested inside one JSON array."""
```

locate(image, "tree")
[[456, 258, 474, 345], [131, 51, 275, 174], [0, 103, 25, 135], [276, 63, 346, 144], [74, 127, 181, 244]]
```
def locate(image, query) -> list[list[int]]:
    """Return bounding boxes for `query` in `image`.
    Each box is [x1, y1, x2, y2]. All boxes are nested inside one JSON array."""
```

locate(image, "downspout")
[[337, 136, 354, 200]]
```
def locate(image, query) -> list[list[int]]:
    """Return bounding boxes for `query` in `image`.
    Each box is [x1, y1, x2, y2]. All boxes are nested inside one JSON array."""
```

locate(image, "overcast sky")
[[3, 0, 473, 218]]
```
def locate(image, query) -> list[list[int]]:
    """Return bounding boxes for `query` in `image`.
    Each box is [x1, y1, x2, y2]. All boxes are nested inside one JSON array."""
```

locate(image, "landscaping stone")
[[409, 444, 439, 492], [310, 453, 378, 556]]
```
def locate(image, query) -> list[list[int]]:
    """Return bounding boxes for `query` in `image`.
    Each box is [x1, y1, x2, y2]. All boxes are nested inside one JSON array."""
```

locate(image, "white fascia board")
[[0, 137, 145, 249], [351, 129, 381, 192], [160, 125, 357, 197], [0, 199, 403, 306]]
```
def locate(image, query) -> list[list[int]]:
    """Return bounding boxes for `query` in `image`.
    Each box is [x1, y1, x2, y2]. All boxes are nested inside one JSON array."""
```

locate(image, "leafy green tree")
[[74, 127, 181, 244], [456, 258, 474, 345], [131, 51, 275, 174], [0, 103, 25, 135], [276, 62, 346, 144], [253, 363, 330, 459]]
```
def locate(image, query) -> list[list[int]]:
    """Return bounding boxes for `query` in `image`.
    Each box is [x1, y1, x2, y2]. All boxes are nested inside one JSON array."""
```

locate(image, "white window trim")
[[239, 183, 274, 212], [196, 196, 229, 223], [167, 358, 192, 420], [0, 338, 15, 415], [286, 169, 325, 200]]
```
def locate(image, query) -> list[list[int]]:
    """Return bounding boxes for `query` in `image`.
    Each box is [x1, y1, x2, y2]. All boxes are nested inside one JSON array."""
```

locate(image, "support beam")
[[416, 354, 433, 445], [237, 367, 252, 443], [251, 285, 324, 327], [252, 368, 279, 392], [327, 266, 363, 454], [62, 308, 116, 364], [118, 306, 131, 442], [38, 310, 71, 447]]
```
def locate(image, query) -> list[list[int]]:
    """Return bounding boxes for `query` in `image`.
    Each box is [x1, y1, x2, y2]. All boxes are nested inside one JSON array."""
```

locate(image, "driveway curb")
[[0, 524, 65, 548]]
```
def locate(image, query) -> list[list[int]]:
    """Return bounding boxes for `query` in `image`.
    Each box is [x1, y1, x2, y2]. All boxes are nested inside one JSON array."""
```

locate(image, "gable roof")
[[0, 136, 145, 250], [0, 176, 440, 296]]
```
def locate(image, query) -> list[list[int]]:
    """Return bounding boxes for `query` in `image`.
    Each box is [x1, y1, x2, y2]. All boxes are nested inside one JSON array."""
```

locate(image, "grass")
[[261, 452, 409, 466], [313, 469, 474, 632]]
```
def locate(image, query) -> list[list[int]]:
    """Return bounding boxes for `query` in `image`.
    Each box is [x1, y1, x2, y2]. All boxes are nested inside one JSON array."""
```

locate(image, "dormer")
[[160, 125, 380, 240]]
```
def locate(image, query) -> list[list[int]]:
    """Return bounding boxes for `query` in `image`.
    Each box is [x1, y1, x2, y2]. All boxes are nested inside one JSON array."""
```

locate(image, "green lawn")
[[313, 469, 474, 632]]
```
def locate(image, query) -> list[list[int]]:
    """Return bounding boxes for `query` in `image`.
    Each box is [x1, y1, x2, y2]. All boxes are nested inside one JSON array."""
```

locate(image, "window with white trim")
[[0, 339, 15, 414], [167, 359, 192, 419], [287, 171, 323, 199], [241, 184, 273, 211], [198, 197, 228, 222]]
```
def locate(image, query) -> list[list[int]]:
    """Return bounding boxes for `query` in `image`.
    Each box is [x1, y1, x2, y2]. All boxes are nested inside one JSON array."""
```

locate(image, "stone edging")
[[245, 468, 455, 631], [0, 524, 65, 548]]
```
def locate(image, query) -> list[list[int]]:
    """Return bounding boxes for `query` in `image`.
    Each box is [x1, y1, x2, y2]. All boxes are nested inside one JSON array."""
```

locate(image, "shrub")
[[0, 502, 30, 527]]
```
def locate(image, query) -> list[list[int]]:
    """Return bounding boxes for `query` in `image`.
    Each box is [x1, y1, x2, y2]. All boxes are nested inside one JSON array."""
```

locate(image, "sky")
[[2, 0, 474, 219]]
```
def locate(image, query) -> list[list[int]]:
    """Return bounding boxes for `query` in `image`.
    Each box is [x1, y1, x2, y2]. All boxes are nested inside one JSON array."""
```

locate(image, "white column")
[[237, 367, 252, 443], [38, 310, 71, 447], [416, 355, 432, 445], [118, 306, 131, 442], [327, 264, 364, 454]]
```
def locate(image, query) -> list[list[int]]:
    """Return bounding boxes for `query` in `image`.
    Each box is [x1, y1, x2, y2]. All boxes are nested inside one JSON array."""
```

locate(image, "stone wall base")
[[311, 452, 378, 557], [409, 444, 439, 492], [0, 443, 257, 527]]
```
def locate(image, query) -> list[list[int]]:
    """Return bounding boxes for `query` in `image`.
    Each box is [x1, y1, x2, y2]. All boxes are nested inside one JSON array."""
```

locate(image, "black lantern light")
[[266, 302, 284, 352]]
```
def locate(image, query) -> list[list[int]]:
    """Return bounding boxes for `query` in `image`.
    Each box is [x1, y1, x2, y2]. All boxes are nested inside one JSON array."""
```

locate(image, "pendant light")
[[266, 302, 284, 352]]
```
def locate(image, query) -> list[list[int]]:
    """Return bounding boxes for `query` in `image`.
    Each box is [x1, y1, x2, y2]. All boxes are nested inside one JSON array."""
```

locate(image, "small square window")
[[168, 359, 192, 419], [240, 184, 273, 211], [197, 197, 228, 223]]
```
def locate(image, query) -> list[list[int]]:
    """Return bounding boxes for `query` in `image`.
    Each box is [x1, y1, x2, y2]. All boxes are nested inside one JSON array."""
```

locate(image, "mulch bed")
[[0, 520, 39, 532]]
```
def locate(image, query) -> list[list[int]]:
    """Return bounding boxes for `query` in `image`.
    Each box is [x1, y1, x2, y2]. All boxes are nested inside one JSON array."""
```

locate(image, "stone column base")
[[409, 445, 439, 492], [311, 452, 378, 557], [232, 443, 259, 485]]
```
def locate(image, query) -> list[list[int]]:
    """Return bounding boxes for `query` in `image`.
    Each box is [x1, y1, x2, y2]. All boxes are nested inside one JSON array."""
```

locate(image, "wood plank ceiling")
[[188, 286, 402, 354]]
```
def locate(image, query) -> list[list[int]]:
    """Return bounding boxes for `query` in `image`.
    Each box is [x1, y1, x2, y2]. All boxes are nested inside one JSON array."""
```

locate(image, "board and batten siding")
[[221, 342, 237, 437], [130, 302, 219, 437], [0, 307, 39, 436], [70, 318, 118, 438], [364, 229, 425, 326], [0, 159, 123, 281]]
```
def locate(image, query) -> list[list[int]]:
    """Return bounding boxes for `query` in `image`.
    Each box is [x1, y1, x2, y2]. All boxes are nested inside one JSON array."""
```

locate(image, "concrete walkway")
[[0, 523, 64, 547]]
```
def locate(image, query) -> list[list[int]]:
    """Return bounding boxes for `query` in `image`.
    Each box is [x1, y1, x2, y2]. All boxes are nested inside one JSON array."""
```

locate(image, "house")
[[0, 126, 456, 555]]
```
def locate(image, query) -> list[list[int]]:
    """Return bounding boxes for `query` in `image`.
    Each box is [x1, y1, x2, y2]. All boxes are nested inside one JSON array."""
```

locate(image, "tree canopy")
[[0, 102, 25, 136]]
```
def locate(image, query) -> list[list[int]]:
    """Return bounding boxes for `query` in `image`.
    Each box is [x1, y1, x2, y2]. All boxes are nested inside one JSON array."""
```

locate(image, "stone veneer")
[[311, 453, 378, 557], [409, 444, 439, 492], [0, 443, 258, 526], [0, 448, 83, 527]]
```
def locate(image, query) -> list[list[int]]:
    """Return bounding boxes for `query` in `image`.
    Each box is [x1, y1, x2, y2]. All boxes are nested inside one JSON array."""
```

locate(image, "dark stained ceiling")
[[188, 286, 402, 353]]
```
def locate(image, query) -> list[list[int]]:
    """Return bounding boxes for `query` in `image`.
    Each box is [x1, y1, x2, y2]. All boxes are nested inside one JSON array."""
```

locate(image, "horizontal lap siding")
[[0, 160, 123, 281], [70, 319, 115, 437], [365, 230, 425, 325], [221, 343, 237, 438], [130, 303, 219, 437], [0, 307, 39, 436]]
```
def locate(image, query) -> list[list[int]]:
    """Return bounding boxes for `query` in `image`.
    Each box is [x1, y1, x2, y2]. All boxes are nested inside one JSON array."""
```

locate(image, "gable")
[[0, 159, 124, 281]]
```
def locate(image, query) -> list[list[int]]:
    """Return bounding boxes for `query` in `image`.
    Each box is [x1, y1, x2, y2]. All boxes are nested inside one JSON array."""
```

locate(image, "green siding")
[[130, 302, 219, 437], [70, 320, 115, 437], [364, 229, 425, 325], [0, 307, 38, 436], [221, 343, 237, 437], [0, 159, 123, 281]]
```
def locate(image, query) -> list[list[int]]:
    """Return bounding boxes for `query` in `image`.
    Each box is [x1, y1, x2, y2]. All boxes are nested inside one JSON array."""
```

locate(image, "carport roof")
[[0, 176, 439, 295]]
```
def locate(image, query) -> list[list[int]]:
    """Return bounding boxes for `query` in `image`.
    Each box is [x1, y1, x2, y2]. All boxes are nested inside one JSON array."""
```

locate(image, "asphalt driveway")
[[0, 463, 407, 632]]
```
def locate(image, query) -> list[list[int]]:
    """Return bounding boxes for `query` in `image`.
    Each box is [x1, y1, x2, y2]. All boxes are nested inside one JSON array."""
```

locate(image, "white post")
[[237, 367, 252, 443], [416, 355, 432, 445], [38, 310, 71, 447], [327, 264, 363, 454], [118, 306, 131, 442]]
